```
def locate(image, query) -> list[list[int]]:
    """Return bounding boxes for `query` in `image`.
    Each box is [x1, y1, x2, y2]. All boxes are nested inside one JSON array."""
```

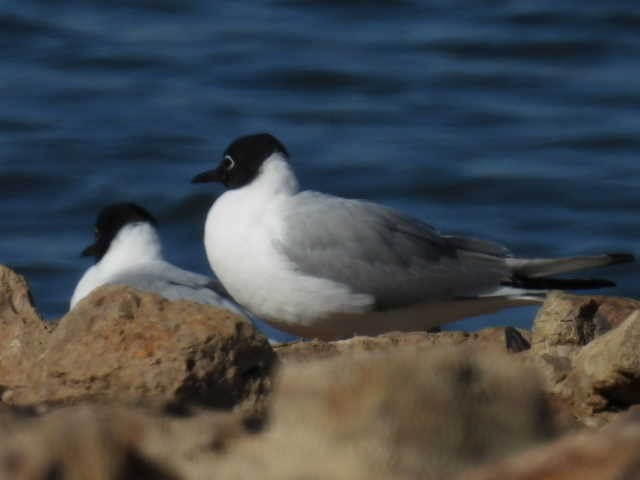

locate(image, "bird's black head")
[[82, 203, 157, 262], [191, 133, 288, 189]]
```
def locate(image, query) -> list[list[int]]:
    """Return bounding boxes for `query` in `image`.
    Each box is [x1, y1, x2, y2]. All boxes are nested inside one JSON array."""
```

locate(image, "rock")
[[528, 292, 640, 414], [0, 401, 268, 480], [275, 330, 468, 363], [504, 326, 531, 353], [4, 262, 640, 478], [9, 285, 275, 415], [0, 405, 179, 480], [559, 310, 640, 416], [0, 266, 50, 394], [473, 326, 531, 351], [275, 327, 531, 364], [253, 346, 555, 479], [0, 344, 563, 480], [532, 291, 640, 359], [0, 403, 36, 432], [460, 403, 640, 480]]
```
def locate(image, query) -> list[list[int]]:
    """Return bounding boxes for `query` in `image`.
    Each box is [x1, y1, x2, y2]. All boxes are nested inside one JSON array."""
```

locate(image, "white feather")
[[70, 222, 239, 314], [204, 153, 373, 326]]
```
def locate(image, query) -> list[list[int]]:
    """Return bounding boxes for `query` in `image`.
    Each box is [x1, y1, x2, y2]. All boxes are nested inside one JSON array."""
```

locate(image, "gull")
[[71, 202, 248, 315], [192, 133, 634, 340]]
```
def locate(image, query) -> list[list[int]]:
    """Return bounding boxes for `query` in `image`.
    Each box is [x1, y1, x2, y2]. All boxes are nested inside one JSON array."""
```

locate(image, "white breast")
[[70, 265, 101, 308], [69, 222, 163, 309], [203, 155, 372, 326]]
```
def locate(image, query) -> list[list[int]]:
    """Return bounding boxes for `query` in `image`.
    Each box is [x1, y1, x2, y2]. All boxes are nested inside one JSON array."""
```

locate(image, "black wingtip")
[[568, 278, 617, 289], [607, 253, 635, 265]]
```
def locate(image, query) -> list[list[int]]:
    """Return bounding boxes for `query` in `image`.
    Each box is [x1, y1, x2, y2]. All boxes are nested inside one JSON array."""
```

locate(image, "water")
[[1, 0, 638, 333]]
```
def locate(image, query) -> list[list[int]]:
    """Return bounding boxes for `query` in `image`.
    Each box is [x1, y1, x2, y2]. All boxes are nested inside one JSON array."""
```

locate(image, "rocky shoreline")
[[1, 264, 640, 479]]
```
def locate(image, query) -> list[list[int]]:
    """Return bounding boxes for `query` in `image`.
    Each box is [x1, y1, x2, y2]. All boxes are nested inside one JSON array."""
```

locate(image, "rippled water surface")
[[1, 0, 639, 331]]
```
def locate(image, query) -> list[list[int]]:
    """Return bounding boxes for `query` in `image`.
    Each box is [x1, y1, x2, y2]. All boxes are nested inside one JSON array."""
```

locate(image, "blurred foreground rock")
[[460, 406, 640, 480], [257, 346, 553, 479], [0, 347, 553, 480], [0, 405, 180, 480]]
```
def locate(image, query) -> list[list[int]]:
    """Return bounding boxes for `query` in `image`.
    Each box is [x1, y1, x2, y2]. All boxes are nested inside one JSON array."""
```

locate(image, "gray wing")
[[276, 192, 512, 309], [107, 261, 243, 314]]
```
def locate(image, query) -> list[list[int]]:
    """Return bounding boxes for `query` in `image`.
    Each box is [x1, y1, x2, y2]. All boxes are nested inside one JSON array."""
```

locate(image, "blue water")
[[1, 1, 638, 334]]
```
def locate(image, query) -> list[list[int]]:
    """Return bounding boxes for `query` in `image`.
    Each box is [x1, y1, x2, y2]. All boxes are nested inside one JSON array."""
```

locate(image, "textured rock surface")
[[0, 402, 273, 480], [560, 311, 640, 416], [7, 285, 276, 415], [0, 266, 50, 395], [258, 346, 554, 479], [275, 327, 530, 364], [532, 291, 640, 358], [527, 293, 640, 424], [0, 405, 179, 480], [0, 347, 555, 480], [460, 406, 640, 480]]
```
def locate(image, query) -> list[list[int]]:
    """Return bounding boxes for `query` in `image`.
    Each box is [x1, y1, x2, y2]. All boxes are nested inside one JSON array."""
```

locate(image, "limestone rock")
[[460, 405, 640, 480], [9, 285, 275, 414], [275, 327, 530, 364], [255, 346, 555, 479], [559, 310, 640, 416], [0, 265, 50, 393], [532, 291, 640, 359], [0, 405, 179, 480], [529, 292, 640, 407], [0, 402, 265, 480]]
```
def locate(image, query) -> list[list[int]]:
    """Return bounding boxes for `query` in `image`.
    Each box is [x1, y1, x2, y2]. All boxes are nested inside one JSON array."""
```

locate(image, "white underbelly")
[[204, 201, 372, 324], [264, 296, 542, 340]]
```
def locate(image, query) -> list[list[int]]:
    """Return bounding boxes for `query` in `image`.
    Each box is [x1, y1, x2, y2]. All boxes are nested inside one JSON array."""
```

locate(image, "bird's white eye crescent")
[[223, 155, 235, 170]]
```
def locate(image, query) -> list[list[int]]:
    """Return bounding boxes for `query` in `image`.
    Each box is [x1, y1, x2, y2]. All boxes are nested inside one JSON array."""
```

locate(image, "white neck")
[[247, 153, 299, 198], [100, 222, 163, 271], [70, 221, 164, 309]]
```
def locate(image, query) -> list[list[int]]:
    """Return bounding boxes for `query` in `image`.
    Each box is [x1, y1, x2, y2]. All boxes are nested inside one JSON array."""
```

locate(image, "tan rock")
[[460, 404, 640, 480], [0, 336, 558, 479], [0, 401, 268, 480], [275, 327, 530, 364], [560, 310, 640, 416], [275, 330, 467, 363], [0, 405, 179, 480], [10, 285, 275, 415], [532, 291, 640, 358], [0, 403, 35, 433], [250, 346, 554, 479], [529, 292, 640, 408], [0, 266, 50, 393]]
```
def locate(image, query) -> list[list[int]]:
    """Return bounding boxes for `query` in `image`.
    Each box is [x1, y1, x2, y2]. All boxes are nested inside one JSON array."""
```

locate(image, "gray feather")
[[506, 253, 633, 278], [106, 261, 239, 311], [276, 192, 510, 309]]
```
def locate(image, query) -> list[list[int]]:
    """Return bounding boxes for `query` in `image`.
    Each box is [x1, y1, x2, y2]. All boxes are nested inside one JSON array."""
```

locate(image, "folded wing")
[[107, 261, 242, 313], [276, 192, 511, 310]]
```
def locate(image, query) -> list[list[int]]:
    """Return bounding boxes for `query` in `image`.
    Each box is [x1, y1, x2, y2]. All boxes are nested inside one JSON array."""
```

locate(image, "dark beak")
[[81, 244, 97, 257], [191, 168, 224, 184]]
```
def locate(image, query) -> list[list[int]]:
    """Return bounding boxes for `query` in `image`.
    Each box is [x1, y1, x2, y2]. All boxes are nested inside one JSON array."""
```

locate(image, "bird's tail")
[[503, 253, 634, 291]]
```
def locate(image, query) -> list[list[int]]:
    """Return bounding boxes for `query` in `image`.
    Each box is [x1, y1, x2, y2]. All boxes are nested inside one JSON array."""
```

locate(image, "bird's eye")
[[223, 155, 235, 170]]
